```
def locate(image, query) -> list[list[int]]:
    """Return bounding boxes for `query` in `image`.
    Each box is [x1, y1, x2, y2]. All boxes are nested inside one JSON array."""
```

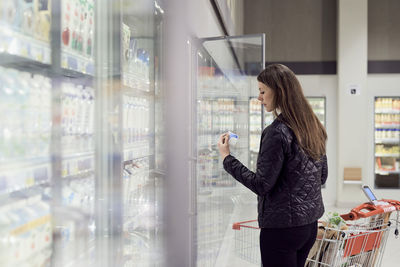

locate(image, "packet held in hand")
[[228, 131, 238, 146]]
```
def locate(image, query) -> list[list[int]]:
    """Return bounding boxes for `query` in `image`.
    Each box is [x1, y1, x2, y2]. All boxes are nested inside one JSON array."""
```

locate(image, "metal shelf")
[[375, 170, 400, 175], [61, 48, 94, 76], [375, 110, 400, 114], [0, 161, 51, 197], [123, 140, 153, 162], [122, 70, 151, 92], [0, 181, 50, 201], [375, 139, 400, 145], [375, 124, 400, 129], [62, 170, 94, 181], [0, 25, 51, 65], [375, 154, 400, 157], [0, 156, 51, 173], [62, 151, 95, 160]]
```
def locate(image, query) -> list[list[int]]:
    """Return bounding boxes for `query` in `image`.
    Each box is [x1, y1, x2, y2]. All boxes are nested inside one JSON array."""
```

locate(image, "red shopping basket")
[[232, 220, 261, 265]]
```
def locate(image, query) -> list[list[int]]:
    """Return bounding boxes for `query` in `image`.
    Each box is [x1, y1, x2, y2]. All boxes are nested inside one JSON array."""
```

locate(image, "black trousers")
[[259, 221, 317, 267]]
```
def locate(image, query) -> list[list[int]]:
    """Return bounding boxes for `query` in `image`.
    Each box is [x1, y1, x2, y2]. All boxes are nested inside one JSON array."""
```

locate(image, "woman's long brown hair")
[[257, 64, 327, 160]]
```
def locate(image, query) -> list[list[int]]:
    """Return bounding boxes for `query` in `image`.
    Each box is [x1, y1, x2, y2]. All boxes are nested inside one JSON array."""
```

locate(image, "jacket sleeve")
[[321, 155, 328, 185], [223, 127, 285, 196]]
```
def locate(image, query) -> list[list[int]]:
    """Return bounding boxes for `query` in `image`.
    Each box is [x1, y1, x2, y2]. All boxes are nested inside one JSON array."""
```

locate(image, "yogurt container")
[[228, 131, 238, 146]]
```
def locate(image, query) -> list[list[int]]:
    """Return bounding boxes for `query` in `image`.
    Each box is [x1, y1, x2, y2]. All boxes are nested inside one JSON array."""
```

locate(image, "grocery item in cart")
[[306, 199, 400, 267], [306, 213, 348, 266]]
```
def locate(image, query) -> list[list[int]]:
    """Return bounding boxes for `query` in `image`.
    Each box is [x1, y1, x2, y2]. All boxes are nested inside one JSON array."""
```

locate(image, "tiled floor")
[[221, 205, 400, 266]]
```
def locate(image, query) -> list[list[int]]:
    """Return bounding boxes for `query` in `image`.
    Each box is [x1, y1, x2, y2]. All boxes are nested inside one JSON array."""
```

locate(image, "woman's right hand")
[[217, 133, 230, 160]]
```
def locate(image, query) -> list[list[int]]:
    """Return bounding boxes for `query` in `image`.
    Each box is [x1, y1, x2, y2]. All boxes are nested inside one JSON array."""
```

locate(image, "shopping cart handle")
[[232, 222, 241, 230], [381, 199, 400, 208], [341, 211, 357, 221], [340, 199, 400, 221], [232, 220, 258, 230]]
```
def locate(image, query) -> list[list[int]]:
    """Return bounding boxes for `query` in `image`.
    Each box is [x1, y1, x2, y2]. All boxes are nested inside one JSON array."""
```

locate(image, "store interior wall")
[[188, 0, 224, 38], [232, 0, 244, 35], [336, 0, 368, 206], [187, 0, 245, 38], [212, 0, 244, 36], [243, 0, 337, 62], [368, 0, 400, 60]]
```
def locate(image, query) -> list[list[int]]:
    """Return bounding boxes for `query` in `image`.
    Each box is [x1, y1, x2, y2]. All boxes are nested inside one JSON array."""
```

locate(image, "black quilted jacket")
[[223, 116, 328, 228]]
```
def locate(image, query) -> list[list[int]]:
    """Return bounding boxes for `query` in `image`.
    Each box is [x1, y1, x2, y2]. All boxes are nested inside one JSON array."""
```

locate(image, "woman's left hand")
[[217, 133, 230, 160]]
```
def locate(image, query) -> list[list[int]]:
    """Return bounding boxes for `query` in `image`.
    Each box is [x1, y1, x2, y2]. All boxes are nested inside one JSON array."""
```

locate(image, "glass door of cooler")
[[249, 97, 261, 171], [1, 1, 165, 266], [120, 1, 164, 266], [374, 97, 400, 189], [0, 0, 97, 266], [195, 34, 264, 266], [0, 54, 53, 265], [58, 1, 96, 266]]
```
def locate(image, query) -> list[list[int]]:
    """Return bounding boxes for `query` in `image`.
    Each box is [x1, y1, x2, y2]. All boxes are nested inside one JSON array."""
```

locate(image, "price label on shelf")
[[0, 26, 51, 64], [61, 54, 68, 69], [20, 42, 29, 58], [61, 49, 94, 75], [0, 162, 51, 194], [62, 161, 70, 177], [78, 59, 85, 73], [32, 45, 45, 63], [25, 169, 35, 187], [70, 160, 79, 176]]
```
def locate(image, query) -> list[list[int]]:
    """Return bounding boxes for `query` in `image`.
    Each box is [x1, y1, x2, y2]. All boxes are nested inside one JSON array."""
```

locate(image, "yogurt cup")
[[228, 131, 238, 146]]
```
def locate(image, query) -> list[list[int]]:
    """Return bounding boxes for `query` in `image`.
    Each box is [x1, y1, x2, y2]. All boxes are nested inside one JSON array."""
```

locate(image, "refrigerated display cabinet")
[[194, 35, 265, 266], [308, 97, 326, 126], [249, 97, 261, 171], [374, 97, 400, 189], [0, 0, 96, 265], [120, 1, 164, 266], [1, 1, 270, 266], [0, 0, 164, 266]]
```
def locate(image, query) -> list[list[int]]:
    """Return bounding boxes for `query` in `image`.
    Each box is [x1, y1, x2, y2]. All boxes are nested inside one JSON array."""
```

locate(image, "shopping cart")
[[307, 199, 400, 267], [232, 199, 400, 267], [232, 219, 261, 265]]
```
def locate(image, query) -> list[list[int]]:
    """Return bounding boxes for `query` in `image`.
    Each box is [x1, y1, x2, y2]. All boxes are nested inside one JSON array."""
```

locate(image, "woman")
[[218, 64, 328, 267]]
